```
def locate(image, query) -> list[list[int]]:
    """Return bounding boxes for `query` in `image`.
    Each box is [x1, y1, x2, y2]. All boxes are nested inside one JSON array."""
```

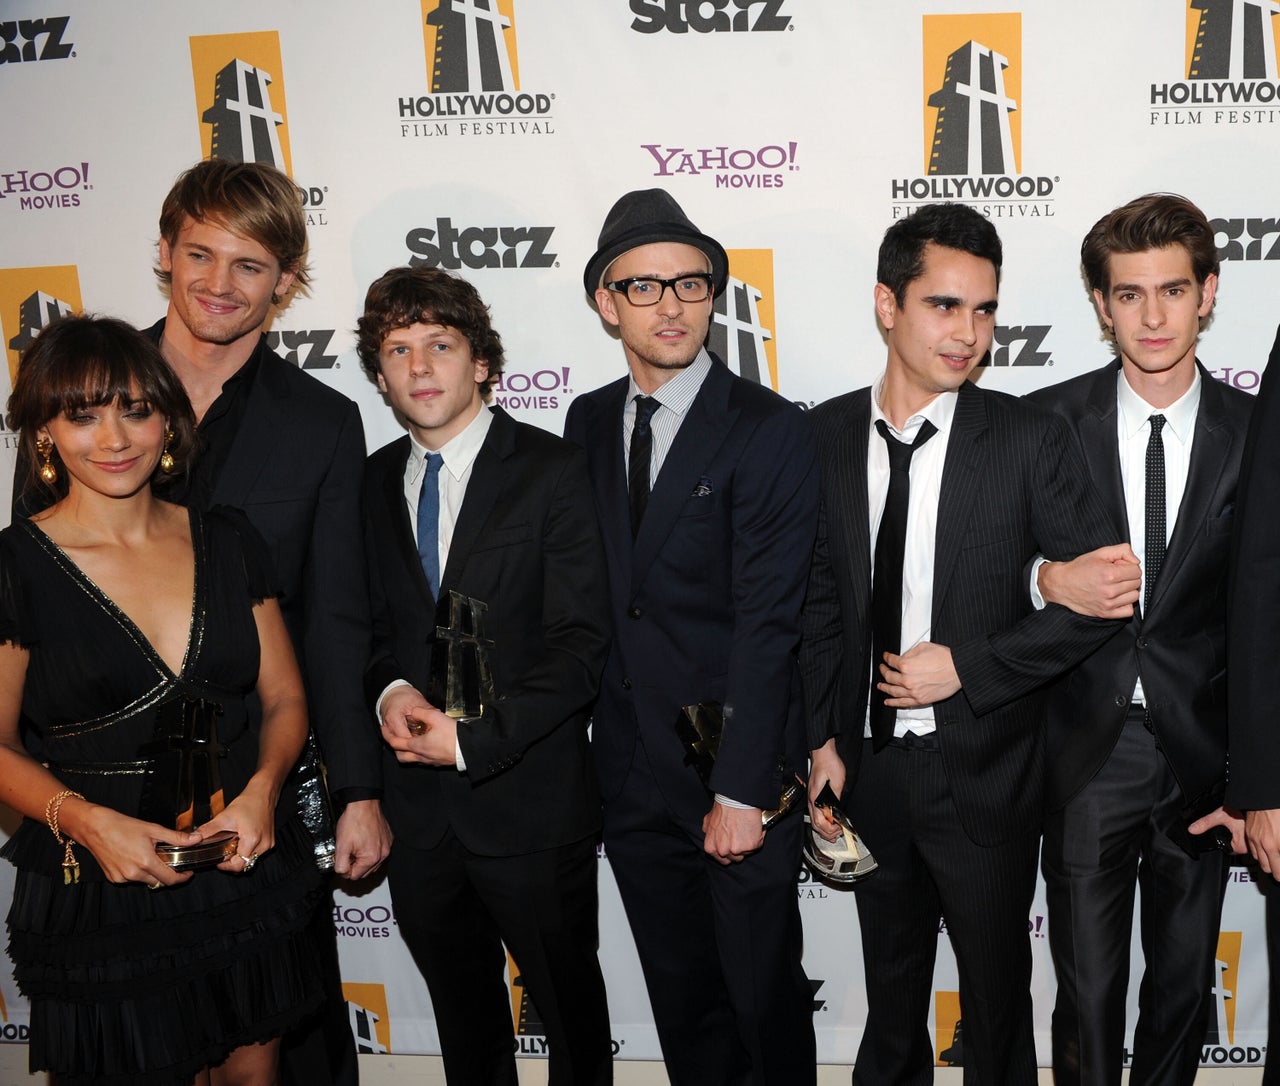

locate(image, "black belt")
[[885, 731, 940, 752]]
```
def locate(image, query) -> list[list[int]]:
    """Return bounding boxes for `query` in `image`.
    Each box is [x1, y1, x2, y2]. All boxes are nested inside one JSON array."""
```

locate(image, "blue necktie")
[[417, 452, 444, 598]]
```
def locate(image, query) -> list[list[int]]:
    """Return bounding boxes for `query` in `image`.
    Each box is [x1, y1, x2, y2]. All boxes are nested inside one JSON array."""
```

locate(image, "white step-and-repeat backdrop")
[[1, 0, 1277, 1072]]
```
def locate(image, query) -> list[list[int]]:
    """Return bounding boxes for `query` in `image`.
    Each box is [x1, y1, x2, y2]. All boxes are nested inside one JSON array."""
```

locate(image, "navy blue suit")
[[565, 358, 818, 1086]]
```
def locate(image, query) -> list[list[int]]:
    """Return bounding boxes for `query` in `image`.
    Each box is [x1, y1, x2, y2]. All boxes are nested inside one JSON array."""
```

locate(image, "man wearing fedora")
[[564, 189, 818, 1085]]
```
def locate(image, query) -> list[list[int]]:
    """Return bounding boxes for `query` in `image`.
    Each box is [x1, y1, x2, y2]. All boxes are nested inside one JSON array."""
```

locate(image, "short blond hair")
[[155, 159, 311, 297]]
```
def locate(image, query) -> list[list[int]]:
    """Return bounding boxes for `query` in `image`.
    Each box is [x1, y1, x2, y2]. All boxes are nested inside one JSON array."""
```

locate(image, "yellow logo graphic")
[[934, 990, 963, 1066], [922, 14, 1022, 176], [714, 249, 778, 391], [1213, 930, 1242, 1044], [0, 266, 83, 385], [421, 0, 521, 92], [1187, 1, 1280, 80], [189, 32, 293, 174], [507, 949, 541, 1035], [343, 982, 391, 1054]]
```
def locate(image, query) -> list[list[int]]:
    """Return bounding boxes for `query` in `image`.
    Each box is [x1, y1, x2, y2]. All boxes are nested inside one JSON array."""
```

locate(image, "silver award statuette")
[[674, 702, 803, 829], [803, 782, 877, 883], [140, 696, 239, 870], [417, 590, 498, 732]]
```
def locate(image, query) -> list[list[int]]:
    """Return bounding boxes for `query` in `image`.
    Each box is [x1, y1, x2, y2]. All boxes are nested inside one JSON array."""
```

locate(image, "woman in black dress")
[[0, 315, 326, 1085]]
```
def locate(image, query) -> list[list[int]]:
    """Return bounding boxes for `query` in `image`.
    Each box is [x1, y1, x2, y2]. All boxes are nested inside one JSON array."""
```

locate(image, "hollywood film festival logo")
[[891, 13, 1056, 221], [1151, 1, 1280, 127], [0, 266, 82, 402], [399, 1, 555, 139], [188, 31, 329, 228]]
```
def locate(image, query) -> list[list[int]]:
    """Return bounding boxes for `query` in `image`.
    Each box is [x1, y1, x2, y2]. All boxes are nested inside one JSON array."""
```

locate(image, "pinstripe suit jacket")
[[800, 379, 1120, 846]]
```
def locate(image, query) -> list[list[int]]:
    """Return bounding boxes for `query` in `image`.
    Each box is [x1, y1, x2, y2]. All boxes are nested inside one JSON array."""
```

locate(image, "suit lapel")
[[1081, 362, 1130, 542], [583, 378, 633, 584], [833, 390, 872, 618], [381, 436, 435, 609], [1150, 362, 1233, 612], [933, 382, 989, 610], [632, 362, 736, 589], [440, 407, 514, 593], [210, 341, 287, 508]]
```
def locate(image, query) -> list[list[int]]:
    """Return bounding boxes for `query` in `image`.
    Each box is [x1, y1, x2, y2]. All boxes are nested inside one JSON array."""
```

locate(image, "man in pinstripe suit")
[[800, 203, 1121, 1084]]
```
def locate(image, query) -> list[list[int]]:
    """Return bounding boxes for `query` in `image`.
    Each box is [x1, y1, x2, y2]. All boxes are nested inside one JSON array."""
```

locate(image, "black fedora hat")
[[583, 188, 729, 297]]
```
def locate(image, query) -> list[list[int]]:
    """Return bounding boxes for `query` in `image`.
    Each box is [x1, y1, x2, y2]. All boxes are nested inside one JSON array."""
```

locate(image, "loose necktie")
[[629, 396, 661, 538], [417, 452, 444, 598], [869, 418, 938, 750]]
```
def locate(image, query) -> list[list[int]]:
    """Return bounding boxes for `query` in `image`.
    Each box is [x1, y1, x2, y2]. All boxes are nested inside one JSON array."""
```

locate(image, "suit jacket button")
[[1137, 637, 1148, 649], [1114, 694, 1128, 707], [622, 678, 632, 690], [629, 607, 642, 619]]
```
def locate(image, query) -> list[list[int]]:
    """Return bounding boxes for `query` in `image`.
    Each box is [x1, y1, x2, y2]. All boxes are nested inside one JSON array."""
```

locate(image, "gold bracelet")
[[44, 789, 84, 885]]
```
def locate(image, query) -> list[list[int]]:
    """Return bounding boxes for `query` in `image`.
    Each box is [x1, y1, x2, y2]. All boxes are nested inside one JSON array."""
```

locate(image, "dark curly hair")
[[355, 266, 505, 398]]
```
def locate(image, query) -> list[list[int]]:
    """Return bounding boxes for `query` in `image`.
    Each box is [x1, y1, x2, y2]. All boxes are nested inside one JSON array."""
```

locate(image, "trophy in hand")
[[139, 696, 240, 870], [412, 589, 497, 733], [675, 702, 804, 829], [803, 782, 877, 883]]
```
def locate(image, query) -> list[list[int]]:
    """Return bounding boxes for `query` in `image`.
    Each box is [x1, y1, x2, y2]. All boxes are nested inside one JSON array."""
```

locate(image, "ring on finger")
[[147, 880, 162, 891], [239, 852, 258, 873]]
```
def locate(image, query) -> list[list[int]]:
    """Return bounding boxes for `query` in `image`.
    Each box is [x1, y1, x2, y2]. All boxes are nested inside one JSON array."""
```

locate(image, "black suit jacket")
[[1227, 326, 1280, 810], [144, 319, 379, 797], [564, 360, 818, 822], [1028, 360, 1251, 812], [800, 380, 1120, 846], [364, 406, 609, 856]]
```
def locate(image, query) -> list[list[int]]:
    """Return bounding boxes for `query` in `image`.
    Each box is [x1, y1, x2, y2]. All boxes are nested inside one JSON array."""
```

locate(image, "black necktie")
[[869, 418, 938, 749], [1144, 413, 1166, 615], [629, 396, 660, 538], [417, 452, 444, 599]]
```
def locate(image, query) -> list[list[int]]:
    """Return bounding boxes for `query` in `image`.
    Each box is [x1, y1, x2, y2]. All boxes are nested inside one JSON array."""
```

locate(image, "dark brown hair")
[[1081, 193, 1219, 296], [355, 266, 505, 397], [8, 315, 198, 509], [155, 159, 311, 298]]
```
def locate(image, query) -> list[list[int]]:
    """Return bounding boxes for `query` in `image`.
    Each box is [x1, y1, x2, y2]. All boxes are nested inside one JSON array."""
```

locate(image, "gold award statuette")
[[140, 696, 240, 870], [675, 702, 804, 829], [410, 590, 498, 735]]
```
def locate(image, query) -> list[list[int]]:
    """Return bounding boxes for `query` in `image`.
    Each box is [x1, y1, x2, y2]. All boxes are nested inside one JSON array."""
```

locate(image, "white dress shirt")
[[865, 377, 959, 738], [1117, 366, 1199, 705], [379, 405, 494, 770]]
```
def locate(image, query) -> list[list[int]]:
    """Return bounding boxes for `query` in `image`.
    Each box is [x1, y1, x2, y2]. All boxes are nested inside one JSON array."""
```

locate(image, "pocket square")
[[691, 477, 714, 498]]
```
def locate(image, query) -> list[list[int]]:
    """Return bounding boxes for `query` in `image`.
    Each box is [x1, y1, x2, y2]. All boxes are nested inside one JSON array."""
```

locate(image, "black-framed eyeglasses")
[[605, 274, 714, 307]]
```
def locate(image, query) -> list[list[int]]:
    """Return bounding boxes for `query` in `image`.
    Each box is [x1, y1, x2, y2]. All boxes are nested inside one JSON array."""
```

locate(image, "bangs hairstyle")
[[155, 159, 311, 297], [355, 266, 505, 398], [1080, 192, 1219, 296], [8, 315, 199, 509]]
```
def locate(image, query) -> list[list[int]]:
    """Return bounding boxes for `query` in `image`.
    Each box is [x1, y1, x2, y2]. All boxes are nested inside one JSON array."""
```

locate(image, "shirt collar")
[[408, 404, 493, 483], [1116, 363, 1201, 445], [870, 374, 959, 442], [627, 348, 713, 417]]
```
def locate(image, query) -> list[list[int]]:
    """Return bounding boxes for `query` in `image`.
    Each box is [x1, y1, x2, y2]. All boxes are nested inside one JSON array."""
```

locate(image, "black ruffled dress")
[[0, 506, 326, 1085]]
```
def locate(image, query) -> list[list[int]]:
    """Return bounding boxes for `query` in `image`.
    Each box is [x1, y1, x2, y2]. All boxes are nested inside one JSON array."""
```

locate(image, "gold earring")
[[159, 429, 175, 474], [36, 437, 57, 485]]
